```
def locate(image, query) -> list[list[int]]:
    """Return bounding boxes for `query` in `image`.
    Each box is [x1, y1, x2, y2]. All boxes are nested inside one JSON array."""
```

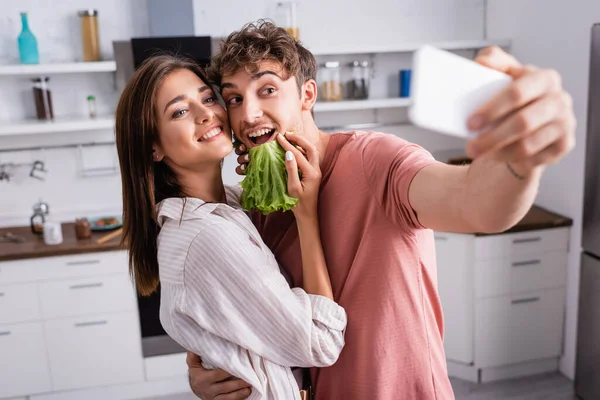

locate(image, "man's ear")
[[301, 79, 318, 112]]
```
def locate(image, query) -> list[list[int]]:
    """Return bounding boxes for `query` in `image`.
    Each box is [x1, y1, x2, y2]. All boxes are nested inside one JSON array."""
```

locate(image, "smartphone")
[[408, 45, 512, 138]]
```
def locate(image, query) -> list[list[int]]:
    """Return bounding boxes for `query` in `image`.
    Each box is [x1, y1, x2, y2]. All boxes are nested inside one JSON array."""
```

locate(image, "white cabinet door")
[[0, 283, 40, 324], [39, 273, 136, 319], [0, 322, 52, 398], [475, 288, 565, 368], [44, 311, 144, 391], [435, 232, 474, 364]]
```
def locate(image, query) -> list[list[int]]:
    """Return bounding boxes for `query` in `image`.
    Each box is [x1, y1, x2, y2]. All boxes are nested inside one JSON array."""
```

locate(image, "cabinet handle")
[[512, 237, 541, 244], [75, 320, 108, 328], [511, 296, 541, 305], [0, 331, 10, 336], [66, 260, 101, 266], [512, 259, 541, 267], [69, 282, 103, 290], [434, 236, 448, 241]]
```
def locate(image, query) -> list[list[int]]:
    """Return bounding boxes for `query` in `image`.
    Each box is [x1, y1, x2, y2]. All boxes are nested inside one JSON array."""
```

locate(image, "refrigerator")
[[575, 23, 600, 400]]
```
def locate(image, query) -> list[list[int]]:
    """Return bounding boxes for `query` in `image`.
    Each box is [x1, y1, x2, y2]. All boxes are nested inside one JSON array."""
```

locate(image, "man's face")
[[220, 61, 305, 149]]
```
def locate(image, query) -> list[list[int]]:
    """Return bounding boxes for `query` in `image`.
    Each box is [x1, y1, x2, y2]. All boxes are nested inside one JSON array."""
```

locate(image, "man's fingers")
[[474, 46, 521, 74], [235, 165, 247, 176], [208, 368, 236, 383], [186, 352, 205, 369], [491, 121, 567, 163], [212, 379, 252, 397], [468, 91, 566, 156], [214, 387, 252, 400], [468, 67, 561, 132]]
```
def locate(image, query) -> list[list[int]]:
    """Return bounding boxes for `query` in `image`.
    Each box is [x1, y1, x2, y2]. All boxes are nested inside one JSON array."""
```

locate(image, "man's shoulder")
[[332, 130, 412, 150]]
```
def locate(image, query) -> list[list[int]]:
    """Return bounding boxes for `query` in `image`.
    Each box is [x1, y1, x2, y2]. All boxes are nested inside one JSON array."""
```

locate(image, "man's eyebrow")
[[163, 86, 211, 113], [220, 70, 284, 91]]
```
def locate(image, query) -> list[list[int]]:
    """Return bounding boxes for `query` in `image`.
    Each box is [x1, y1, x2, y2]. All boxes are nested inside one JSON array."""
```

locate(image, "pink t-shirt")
[[252, 131, 454, 400]]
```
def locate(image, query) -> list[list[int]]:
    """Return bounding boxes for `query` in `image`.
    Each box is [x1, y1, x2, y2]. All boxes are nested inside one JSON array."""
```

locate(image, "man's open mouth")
[[249, 128, 277, 146]]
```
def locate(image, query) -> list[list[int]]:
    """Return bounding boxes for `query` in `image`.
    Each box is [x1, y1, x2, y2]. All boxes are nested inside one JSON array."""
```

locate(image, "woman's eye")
[[228, 97, 242, 105], [172, 109, 187, 118]]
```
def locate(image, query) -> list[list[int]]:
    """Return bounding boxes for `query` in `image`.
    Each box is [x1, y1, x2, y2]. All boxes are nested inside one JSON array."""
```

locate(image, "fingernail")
[[468, 115, 484, 130], [239, 144, 245, 151], [244, 154, 250, 162], [285, 131, 294, 135], [241, 164, 246, 171], [244, 388, 251, 395], [285, 151, 294, 161], [278, 133, 284, 139]]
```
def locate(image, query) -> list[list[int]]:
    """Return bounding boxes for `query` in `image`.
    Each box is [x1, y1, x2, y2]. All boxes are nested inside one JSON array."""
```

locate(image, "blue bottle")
[[18, 12, 39, 64]]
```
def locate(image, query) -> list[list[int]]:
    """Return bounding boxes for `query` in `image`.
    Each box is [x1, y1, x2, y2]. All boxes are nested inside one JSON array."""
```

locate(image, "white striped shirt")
[[156, 186, 347, 400]]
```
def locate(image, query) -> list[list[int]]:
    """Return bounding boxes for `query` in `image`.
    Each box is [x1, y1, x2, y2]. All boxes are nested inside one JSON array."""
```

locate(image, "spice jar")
[[318, 61, 343, 102], [87, 95, 97, 118], [32, 76, 53, 120], [347, 60, 371, 100], [274, 1, 299, 40], [78, 9, 101, 61], [75, 218, 92, 240]]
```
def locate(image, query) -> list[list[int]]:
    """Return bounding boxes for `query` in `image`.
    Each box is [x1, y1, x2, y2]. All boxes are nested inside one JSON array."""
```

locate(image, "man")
[[187, 20, 576, 399]]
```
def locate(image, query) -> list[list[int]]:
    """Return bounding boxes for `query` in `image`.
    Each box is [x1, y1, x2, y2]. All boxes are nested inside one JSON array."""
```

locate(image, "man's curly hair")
[[208, 19, 317, 94]]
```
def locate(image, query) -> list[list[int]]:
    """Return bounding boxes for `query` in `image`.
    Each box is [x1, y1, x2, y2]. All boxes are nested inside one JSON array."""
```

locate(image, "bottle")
[[30, 199, 49, 235], [32, 77, 53, 120], [78, 10, 101, 61], [18, 12, 39, 65], [87, 95, 97, 118], [274, 2, 299, 40]]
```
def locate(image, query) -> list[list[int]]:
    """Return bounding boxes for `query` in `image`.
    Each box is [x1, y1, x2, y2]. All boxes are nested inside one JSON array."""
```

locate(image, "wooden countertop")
[[0, 222, 124, 262], [475, 205, 573, 236], [0, 205, 572, 262]]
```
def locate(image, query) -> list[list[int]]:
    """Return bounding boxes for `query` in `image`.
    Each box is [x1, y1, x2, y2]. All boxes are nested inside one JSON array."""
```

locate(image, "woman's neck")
[[176, 162, 226, 203]]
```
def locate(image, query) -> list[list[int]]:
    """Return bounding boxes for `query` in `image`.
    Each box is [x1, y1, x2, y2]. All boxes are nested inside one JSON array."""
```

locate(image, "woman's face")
[[154, 68, 232, 171]]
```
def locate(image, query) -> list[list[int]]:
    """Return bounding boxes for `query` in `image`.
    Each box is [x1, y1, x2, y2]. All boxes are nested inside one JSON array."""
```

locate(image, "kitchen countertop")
[[475, 204, 572, 236], [0, 205, 572, 262], [0, 222, 124, 262]]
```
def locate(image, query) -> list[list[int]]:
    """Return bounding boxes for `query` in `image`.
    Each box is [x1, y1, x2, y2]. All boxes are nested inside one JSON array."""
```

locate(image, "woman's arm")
[[181, 222, 346, 368], [277, 133, 334, 301]]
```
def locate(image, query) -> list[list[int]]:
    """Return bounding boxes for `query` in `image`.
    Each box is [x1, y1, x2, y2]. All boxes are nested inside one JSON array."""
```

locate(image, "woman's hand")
[[276, 132, 322, 220]]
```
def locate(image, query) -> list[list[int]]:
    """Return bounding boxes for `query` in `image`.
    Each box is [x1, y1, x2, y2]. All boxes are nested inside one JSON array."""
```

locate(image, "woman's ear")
[[152, 146, 164, 162], [301, 79, 318, 112]]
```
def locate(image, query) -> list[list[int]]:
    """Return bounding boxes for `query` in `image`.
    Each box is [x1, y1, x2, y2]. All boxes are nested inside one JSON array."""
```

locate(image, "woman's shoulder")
[[224, 184, 245, 210]]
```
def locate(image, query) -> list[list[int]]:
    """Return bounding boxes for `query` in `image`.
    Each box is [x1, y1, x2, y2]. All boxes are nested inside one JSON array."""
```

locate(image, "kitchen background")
[[0, 0, 597, 399]]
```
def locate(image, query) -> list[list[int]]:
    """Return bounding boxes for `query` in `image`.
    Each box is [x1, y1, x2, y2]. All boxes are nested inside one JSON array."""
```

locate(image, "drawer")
[[0, 322, 52, 398], [39, 273, 136, 319], [45, 311, 144, 391], [0, 251, 128, 284], [0, 283, 41, 324], [475, 251, 568, 299], [475, 228, 569, 260], [475, 288, 565, 368]]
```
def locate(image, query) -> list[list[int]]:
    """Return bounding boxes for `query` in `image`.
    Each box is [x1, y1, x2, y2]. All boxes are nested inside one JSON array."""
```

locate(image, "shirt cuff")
[[307, 294, 347, 331]]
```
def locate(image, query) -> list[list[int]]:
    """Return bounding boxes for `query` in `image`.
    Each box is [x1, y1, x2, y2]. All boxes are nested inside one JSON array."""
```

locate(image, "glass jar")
[[78, 9, 101, 61], [87, 95, 97, 118], [32, 76, 53, 120], [318, 61, 343, 102], [274, 1, 299, 40], [347, 60, 371, 100]]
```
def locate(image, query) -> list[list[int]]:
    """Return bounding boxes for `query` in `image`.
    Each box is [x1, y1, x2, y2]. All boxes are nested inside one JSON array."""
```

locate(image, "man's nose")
[[241, 96, 263, 122]]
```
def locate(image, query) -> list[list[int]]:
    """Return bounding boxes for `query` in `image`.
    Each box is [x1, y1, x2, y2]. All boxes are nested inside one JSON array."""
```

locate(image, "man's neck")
[[301, 118, 331, 165]]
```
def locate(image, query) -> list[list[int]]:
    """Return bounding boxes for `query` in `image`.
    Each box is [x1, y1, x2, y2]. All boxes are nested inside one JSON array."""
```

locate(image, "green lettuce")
[[239, 140, 298, 215]]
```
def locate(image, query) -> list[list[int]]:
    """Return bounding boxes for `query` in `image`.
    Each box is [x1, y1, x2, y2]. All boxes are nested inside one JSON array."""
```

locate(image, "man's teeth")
[[200, 127, 222, 141], [249, 128, 274, 138]]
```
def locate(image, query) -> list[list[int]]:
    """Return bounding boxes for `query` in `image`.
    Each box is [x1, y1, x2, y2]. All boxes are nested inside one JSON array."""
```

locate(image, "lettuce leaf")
[[239, 140, 298, 215]]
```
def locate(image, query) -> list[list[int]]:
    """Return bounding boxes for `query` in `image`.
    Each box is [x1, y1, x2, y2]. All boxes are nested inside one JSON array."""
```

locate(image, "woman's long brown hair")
[[115, 55, 211, 296]]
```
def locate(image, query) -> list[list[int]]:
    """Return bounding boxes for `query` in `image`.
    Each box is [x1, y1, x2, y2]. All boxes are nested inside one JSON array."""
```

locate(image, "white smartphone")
[[408, 45, 512, 138]]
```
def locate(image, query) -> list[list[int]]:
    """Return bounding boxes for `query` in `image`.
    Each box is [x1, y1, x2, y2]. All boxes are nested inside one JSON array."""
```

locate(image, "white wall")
[[0, 0, 485, 227], [487, 0, 600, 379], [0, 0, 149, 227]]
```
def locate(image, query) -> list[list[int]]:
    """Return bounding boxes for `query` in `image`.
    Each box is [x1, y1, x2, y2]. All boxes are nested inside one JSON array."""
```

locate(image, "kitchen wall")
[[0, 0, 483, 228], [487, 0, 600, 379]]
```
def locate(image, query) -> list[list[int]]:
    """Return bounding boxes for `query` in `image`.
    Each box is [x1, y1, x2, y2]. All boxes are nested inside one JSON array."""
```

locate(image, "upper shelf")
[[0, 61, 117, 76], [314, 98, 411, 112], [0, 116, 114, 136], [309, 39, 511, 56]]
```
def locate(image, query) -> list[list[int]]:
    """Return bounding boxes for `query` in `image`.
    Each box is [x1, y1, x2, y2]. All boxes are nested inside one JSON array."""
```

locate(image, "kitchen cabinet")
[[435, 226, 570, 382], [0, 250, 144, 399]]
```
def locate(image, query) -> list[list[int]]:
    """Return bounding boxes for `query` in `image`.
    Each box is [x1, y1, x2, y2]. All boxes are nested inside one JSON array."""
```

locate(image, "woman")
[[114, 55, 347, 400]]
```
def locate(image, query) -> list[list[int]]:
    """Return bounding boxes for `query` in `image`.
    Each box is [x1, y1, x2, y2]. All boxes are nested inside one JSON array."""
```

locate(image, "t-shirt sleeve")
[[361, 133, 438, 231]]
